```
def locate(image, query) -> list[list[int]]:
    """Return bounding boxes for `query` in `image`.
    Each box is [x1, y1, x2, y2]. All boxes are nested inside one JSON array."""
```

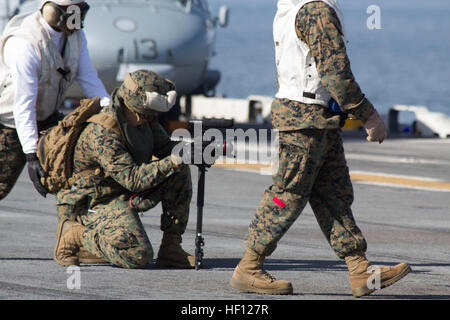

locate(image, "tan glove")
[[170, 153, 184, 169], [364, 110, 387, 143]]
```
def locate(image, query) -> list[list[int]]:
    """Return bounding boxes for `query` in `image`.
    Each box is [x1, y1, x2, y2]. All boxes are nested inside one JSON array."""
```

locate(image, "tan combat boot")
[[229, 248, 293, 295], [76, 248, 108, 264], [156, 233, 195, 268], [54, 219, 85, 267], [345, 252, 411, 298], [72, 216, 107, 264]]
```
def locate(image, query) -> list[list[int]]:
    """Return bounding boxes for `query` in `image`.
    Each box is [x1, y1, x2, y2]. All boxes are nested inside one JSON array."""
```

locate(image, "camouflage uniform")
[[0, 126, 25, 200], [245, 2, 370, 259], [0, 112, 63, 200], [56, 87, 191, 269]]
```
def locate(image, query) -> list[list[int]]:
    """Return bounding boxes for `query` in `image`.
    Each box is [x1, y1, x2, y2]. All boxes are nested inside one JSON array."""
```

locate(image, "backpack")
[[37, 97, 119, 194]]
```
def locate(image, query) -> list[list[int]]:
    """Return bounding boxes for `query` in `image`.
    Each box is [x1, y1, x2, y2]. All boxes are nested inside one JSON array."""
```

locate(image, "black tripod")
[[187, 118, 234, 270], [194, 164, 207, 270]]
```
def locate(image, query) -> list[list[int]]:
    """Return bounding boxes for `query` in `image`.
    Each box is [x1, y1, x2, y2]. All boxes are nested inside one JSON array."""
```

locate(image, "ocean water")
[[209, 0, 450, 116]]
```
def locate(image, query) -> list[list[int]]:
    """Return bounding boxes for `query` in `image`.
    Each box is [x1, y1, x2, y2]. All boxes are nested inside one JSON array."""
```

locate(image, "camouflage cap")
[[117, 70, 177, 116]]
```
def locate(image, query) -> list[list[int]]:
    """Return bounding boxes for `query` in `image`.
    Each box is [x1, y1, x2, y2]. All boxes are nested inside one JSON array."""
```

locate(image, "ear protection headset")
[[123, 73, 178, 113], [41, 2, 90, 31], [41, 2, 66, 29]]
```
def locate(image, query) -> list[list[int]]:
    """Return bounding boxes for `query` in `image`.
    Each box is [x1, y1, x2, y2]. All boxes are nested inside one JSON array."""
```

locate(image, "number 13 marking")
[[133, 39, 158, 60]]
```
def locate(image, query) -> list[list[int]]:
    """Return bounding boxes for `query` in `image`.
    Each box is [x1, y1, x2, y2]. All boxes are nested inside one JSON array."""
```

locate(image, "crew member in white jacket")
[[0, 0, 110, 199]]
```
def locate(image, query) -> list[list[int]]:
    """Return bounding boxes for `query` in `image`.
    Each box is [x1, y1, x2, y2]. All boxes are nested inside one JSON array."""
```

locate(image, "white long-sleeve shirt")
[[3, 16, 110, 154]]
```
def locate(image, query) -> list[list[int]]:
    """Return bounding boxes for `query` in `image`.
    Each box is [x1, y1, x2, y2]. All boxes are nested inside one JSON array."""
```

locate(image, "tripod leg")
[[195, 165, 206, 270]]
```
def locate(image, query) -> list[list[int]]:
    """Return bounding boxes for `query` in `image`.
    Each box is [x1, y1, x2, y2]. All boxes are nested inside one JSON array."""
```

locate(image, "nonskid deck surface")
[[0, 137, 449, 300]]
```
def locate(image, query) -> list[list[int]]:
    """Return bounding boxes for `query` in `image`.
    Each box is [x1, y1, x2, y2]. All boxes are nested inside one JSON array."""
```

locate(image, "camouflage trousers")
[[0, 113, 64, 200], [0, 126, 26, 200], [57, 165, 192, 269], [245, 129, 367, 259]]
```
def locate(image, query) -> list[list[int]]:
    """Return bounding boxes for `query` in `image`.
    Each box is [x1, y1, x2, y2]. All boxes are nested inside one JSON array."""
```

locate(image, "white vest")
[[0, 11, 81, 127], [274, 0, 346, 106]]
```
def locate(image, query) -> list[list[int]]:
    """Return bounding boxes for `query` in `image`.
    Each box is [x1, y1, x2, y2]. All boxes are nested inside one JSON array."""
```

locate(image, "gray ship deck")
[[0, 136, 449, 301]]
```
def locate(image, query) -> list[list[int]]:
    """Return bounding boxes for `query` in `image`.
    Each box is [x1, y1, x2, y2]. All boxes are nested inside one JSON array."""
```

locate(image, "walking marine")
[[229, 0, 410, 298]]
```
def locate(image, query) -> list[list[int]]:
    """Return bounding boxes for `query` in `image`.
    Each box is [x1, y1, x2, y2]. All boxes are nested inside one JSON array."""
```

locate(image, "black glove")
[[25, 153, 47, 198]]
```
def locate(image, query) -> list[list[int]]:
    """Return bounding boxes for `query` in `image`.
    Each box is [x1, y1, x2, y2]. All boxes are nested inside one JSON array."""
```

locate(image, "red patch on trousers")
[[273, 196, 285, 208]]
